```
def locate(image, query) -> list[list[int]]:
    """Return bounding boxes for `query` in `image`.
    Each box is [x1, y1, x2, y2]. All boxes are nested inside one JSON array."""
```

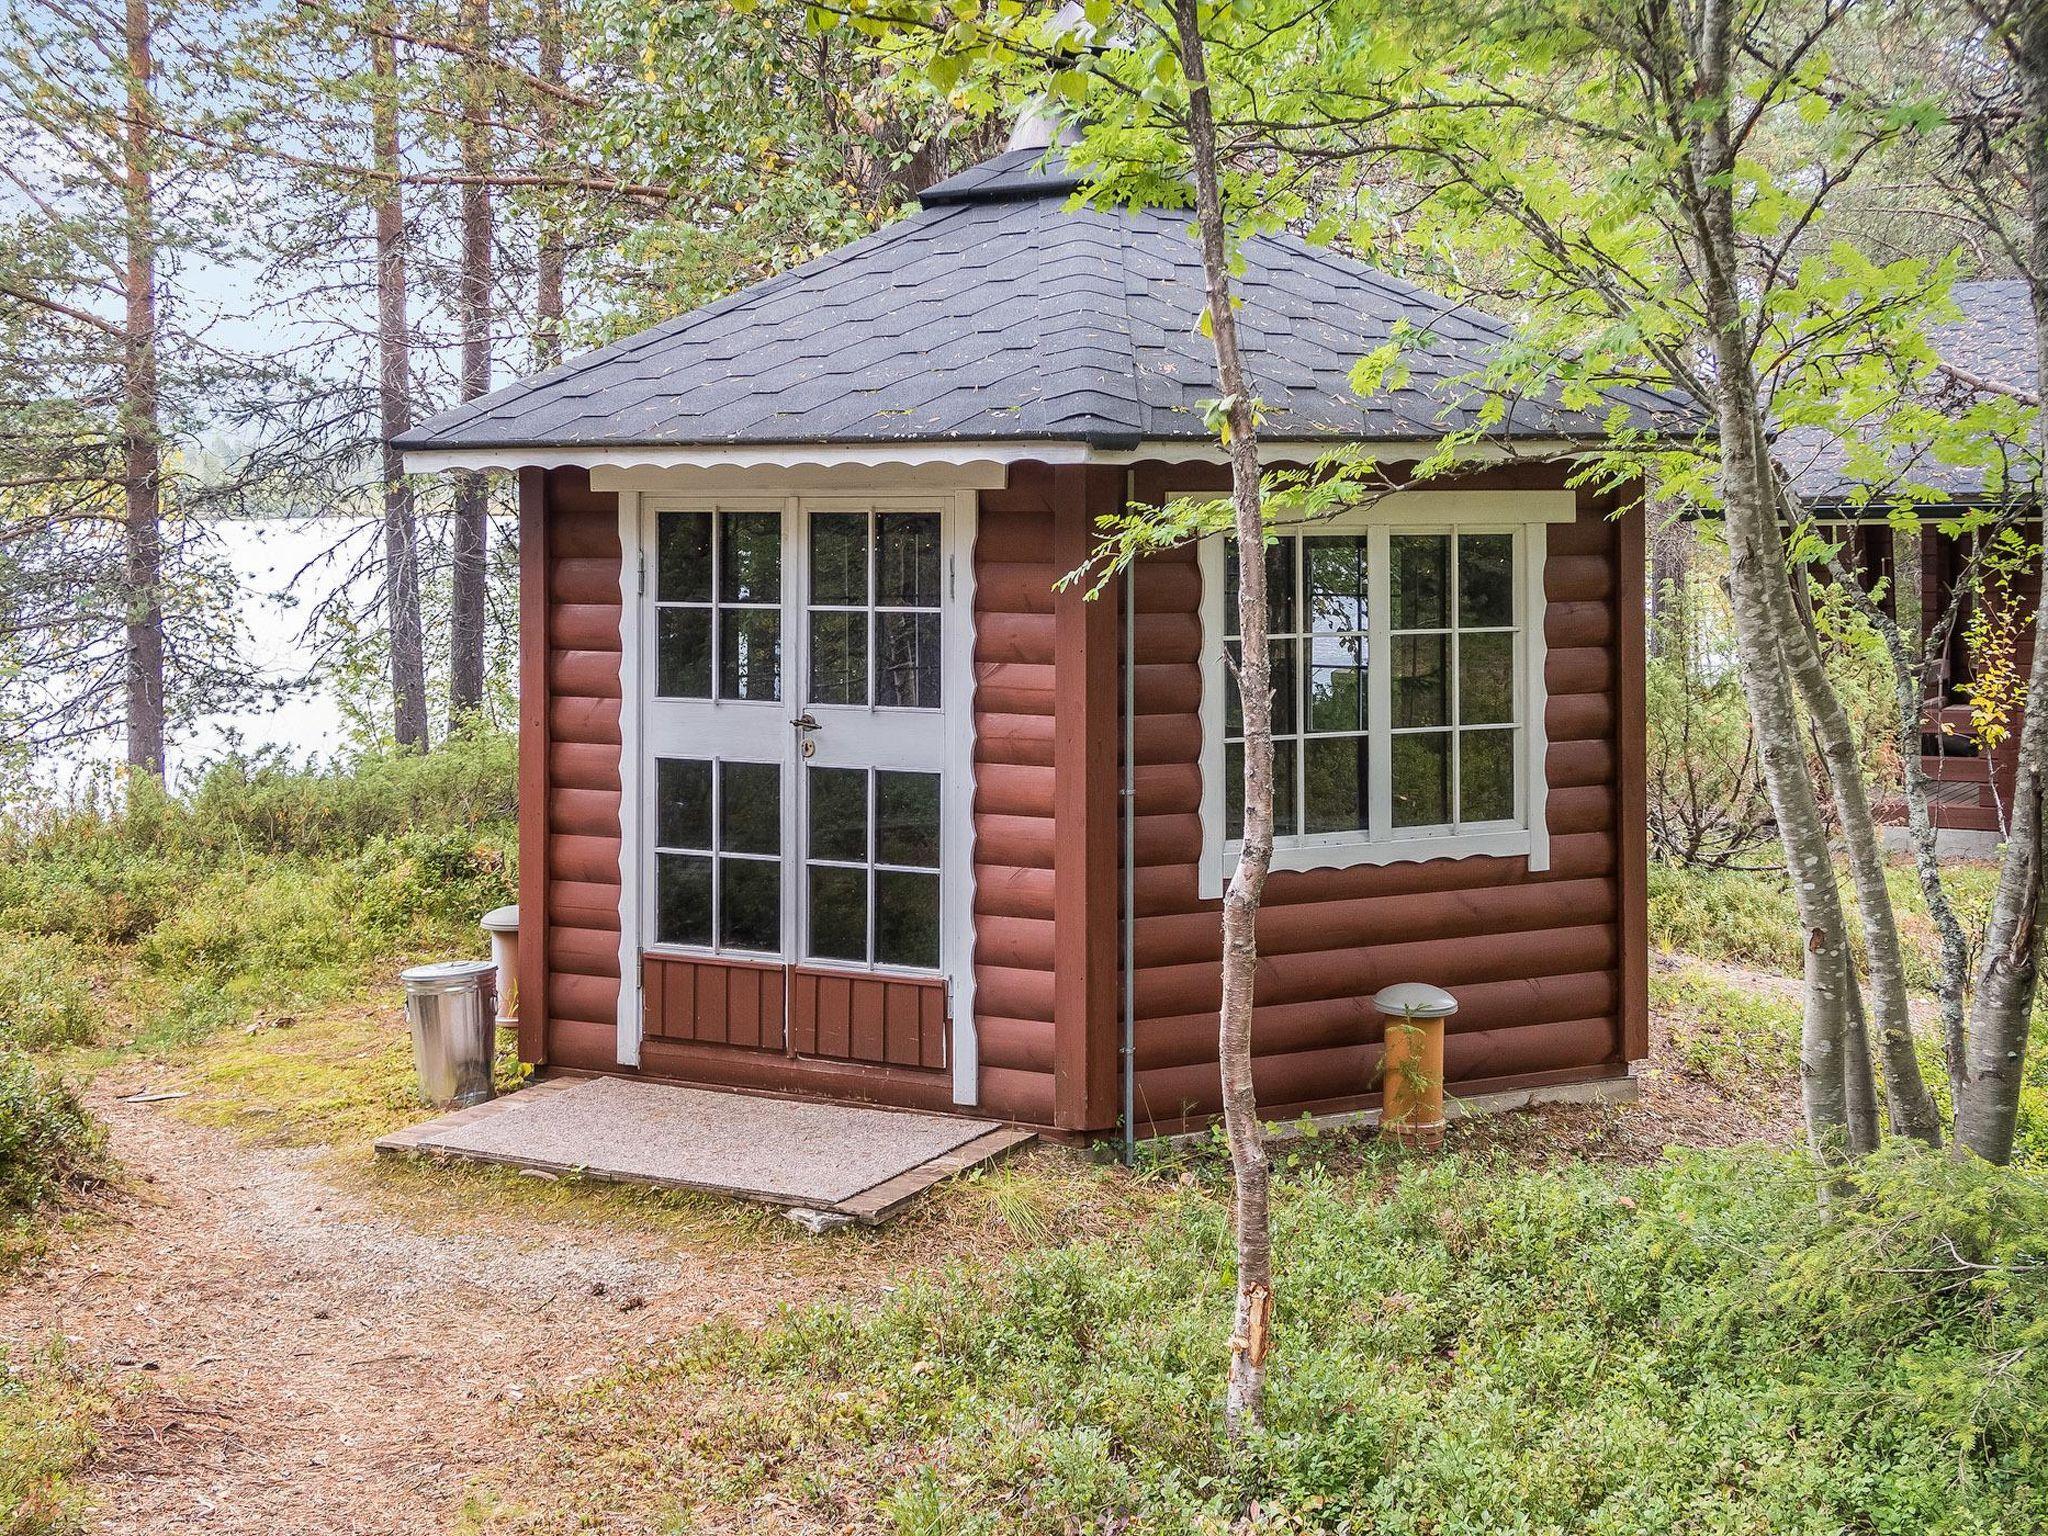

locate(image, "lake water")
[[44, 517, 378, 800]]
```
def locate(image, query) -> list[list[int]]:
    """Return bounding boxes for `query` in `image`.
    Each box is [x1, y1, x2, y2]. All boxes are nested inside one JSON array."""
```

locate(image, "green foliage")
[[0, 1053, 104, 1220], [0, 1345, 102, 1536], [567, 1147, 2048, 1534], [1649, 861, 1805, 974], [0, 936, 94, 1051], [0, 734, 516, 1054], [1650, 963, 1802, 1088]]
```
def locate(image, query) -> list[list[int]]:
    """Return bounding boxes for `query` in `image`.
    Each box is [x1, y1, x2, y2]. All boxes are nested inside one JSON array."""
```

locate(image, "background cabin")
[[1777, 279, 2041, 842], [396, 136, 1661, 1138]]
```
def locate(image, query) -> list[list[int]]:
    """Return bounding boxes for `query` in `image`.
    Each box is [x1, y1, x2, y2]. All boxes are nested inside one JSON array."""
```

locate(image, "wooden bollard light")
[[1373, 982, 1458, 1151]]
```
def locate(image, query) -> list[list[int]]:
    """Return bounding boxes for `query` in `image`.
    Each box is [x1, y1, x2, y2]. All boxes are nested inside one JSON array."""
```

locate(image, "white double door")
[[629, 491, 975, 1089]]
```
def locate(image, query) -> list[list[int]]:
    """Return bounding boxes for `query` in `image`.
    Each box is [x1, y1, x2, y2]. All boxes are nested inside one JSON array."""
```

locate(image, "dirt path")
[[0, 1087, 779, 1535]]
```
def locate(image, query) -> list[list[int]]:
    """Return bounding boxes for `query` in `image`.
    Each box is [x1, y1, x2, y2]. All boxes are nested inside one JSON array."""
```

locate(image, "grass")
[[469, 1143, 2048, 1536], [1649, 961, 1802, 1090], [0, 1346, 106, 1536]]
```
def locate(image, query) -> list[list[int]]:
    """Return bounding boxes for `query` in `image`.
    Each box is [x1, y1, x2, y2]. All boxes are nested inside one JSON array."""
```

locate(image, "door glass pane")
[[1459, 534, 1515, 626], [1303, 736, 1367, 835], [719, 609, 781, 701], [656, 609, 711, 699], [875, 611, 940, 708], [810, 513, 867, 606], [656, 853, 712, 946], [807, 766, 867, 863], [875, 770, 940, 867], [875, 870, 940, 968], [875, 512, 940, 607], [1392, 634, 1448, 728], [656, 757, 712, 850], [1390, 534, 1449, 630], [719, 858, 780, 950], [809, 611, 866, 705], [1459, 632, 1515, 725], [1461, 728, 1517, 822], [720, 511, 781, 603], [719, 760, 780, 855], [1392, 732, 1450, 827], [657, 512, 711, 602], [807, 864, 867, 962]]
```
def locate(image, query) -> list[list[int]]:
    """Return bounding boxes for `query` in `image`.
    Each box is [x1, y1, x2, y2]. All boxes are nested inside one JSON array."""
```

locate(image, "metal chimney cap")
[[479, 904, 520, 934], [1372, 982, 1460, 1020]]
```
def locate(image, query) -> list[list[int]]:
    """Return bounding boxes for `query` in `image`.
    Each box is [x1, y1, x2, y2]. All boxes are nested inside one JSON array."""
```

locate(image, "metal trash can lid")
[[479, 904, 520, 934], [400, 959, 499, 994], [1372, 982, 1460, 1019]]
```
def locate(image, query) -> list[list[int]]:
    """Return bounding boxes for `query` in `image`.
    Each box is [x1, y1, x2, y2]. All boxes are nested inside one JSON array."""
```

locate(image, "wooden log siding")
[[524, 466, 625, 1071], [1101, 462, 1647, 1135]]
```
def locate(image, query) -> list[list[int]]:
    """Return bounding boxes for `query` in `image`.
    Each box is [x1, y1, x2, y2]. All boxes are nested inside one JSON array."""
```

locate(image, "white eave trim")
[[399, 436, 1591, 477]]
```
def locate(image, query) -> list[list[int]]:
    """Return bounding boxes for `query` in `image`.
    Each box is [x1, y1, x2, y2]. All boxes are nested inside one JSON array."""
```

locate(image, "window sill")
[[1199, 826, 1539, 898]]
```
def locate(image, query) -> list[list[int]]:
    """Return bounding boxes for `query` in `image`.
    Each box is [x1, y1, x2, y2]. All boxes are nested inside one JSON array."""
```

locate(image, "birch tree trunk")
[[1171, 0, 1274, 1440], [371, 11, 431, 750], [121, 0, 166, 778], [1686, 0, 1856, 1151], [1955, 0, 2048, 1164], [448, 0, 493, 722]]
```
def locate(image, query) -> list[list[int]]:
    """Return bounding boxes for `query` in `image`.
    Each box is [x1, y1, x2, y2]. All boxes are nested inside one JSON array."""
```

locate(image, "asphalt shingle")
[[395, 148, 1692, 454]]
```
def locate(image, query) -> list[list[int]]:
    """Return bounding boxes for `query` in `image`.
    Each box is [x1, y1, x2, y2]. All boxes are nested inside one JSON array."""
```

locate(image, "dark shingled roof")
[[394, 148, 1688, 454], [1777, 279, 2038, 509]]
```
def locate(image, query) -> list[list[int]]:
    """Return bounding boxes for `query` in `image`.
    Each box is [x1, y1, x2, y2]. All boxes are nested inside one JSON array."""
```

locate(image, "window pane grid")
[[653, 756, 782, 955], [655, 509, 782, 703], [1224, 524, 1524, 847], [805, 765, 941, 970], [807, 509, 942, 710]]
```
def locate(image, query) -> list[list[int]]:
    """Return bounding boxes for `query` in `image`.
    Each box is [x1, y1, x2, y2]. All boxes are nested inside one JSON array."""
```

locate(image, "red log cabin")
[[395, 133, 1669, 1139], [1777, 279, 2042, 844]]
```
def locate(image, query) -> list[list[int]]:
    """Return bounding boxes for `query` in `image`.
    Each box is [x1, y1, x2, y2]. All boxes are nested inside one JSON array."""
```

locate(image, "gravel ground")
[[1, 983, 1800, 1534], [1, 1088, 779, 1535]]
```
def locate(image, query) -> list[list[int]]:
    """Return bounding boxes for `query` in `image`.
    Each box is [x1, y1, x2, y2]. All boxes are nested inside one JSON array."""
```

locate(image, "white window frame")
[[1195, 490, 1576, 900]]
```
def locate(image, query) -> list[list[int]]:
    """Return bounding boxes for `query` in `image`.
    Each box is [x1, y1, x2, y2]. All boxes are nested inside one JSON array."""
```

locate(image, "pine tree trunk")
[[1172, 0, 1274, 1441], [371, 12, 430, 750], [448, 0, 493, 723], [121, 0, 166, 778], [534, 0, 566, 371], [1956, 1, 2048, 1166]]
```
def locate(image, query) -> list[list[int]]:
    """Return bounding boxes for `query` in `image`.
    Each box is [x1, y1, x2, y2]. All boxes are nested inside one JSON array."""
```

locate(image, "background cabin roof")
[[394, 147, 1688, 455], [1776, 279, 2038, 512]]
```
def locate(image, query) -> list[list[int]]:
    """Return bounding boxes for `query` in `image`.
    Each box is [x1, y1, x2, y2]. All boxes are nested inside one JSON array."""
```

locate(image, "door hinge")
[[637, 549, 646, 596]]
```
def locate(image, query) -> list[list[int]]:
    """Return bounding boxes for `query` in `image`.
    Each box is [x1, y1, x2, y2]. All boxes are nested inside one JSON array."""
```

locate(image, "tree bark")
[[371, 9, 431, 750], [121, 0, 166, 778], [448, 0, 493, 722], [1686, 0, 1857, 1152], [533, 0, 566, 370], [1171, 0, 1273, 1441], [1955, 0, 2048, 1164]]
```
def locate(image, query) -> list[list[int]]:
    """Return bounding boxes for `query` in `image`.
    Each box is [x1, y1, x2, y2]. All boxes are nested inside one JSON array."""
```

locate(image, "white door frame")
[[613, 486, 981, 1104]]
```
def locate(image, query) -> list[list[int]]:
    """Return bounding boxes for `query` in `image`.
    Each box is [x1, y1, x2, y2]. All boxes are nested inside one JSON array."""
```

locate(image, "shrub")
[[598, 1146, 2048, 1535], [0, 1053, 104, 1217], [0, 936, 96, 1050]]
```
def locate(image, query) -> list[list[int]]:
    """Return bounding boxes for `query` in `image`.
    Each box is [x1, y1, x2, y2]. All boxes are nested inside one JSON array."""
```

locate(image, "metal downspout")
[[1121, 469, 1138, 1167]]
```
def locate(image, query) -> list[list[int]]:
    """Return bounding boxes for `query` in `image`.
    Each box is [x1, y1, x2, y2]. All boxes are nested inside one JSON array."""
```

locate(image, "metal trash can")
[[400, 959, 499, 1108]]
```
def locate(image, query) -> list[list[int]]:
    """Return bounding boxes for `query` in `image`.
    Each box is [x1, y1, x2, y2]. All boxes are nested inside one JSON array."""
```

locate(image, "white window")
[[1197, 492, 1573, 896]]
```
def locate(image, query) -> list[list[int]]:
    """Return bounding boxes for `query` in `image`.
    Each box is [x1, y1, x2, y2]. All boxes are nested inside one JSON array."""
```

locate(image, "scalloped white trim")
[[400, 436, 1583, 477]]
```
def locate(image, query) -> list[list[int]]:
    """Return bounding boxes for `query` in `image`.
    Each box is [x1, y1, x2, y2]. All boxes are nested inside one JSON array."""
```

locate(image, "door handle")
[[791, 711, 819, 756]]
